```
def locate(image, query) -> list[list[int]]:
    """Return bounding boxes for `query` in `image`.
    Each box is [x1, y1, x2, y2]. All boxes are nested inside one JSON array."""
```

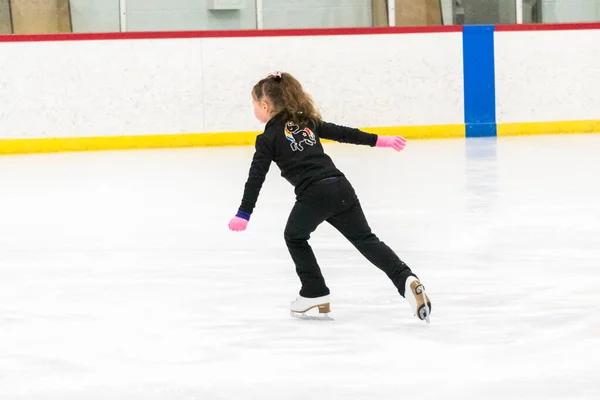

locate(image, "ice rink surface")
[[0, 134, 599, 399]]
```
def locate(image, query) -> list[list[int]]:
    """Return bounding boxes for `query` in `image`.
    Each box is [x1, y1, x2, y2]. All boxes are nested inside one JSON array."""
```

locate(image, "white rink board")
[[0, 32, 464, 139], [495, 30, 600, 123], [200, 33, 465, 132], [0, 39, 205, 138]]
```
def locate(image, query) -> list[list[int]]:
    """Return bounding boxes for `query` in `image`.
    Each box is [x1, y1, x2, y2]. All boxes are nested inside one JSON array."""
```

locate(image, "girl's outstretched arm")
[[318, 121, 378, 146], [319, 121, 406, 151], [229, 134, 274, 232]]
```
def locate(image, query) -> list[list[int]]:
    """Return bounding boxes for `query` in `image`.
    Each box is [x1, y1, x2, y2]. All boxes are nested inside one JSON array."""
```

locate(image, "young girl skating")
[[228, 72, 431, 323]]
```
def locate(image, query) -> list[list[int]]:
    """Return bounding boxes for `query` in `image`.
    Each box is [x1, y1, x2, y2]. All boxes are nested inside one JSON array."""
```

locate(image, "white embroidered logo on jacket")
[[284, 122, 317, 152]]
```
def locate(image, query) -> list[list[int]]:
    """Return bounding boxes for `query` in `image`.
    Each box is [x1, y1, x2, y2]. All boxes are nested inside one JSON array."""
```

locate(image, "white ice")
[[0, 134, 599, 399]]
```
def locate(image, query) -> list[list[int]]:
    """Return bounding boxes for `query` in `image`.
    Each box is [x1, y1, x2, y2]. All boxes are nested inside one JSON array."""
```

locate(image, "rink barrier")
[[2, 23, 600, 155], [493, 21, 600, 138]]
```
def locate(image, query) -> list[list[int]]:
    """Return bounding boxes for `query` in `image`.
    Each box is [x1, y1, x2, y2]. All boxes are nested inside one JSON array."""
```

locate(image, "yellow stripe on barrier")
[[497, 120, 600, 136], [363, 124, 466, 139], [0, 132, 261, 155], [0, 124, 466, 155]]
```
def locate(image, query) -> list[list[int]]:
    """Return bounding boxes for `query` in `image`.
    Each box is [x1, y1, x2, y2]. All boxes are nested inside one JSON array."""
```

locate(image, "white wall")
[[69, 0, 373, 33], [440, 0, 454, 24], [0, 32, 464, 139], [458, 0, 517, 24], [542, 0, 600, 23], [262, 0, 372, 29], [125, 0, 256, 31], [0, 0, 11, 34], [70, 0, 121, 33], [495, 29, 600, 123], [67, 0, 600, 33]]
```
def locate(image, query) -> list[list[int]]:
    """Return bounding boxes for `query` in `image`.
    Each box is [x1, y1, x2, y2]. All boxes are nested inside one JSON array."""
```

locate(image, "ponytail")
[[252, 72, 322, 125]]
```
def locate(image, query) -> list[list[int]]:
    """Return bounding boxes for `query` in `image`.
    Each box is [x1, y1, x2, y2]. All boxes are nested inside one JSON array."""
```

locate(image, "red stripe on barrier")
[[496, 22, 600, 31], [0, 26, 462, 43], [4, 23, 600, 42]]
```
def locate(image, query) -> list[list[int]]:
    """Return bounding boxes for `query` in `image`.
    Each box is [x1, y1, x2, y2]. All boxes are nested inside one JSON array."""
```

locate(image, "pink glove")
[[229, 216, 248, 231], [229, 211, 250, 232], [376, 136, 406, 151]]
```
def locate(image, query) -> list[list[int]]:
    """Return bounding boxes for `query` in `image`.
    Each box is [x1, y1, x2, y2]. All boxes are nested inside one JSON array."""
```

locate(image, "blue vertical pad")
[[463, 25, 497, 137]]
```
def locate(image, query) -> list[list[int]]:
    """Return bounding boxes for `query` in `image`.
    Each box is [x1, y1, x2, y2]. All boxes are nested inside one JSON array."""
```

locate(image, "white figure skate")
[[405, 276, 431, 323], [290, 294, 332, 320]]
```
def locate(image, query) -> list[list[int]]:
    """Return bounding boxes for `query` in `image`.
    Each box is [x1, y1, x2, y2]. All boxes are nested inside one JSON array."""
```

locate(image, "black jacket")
[[237, 113, 378, 216]]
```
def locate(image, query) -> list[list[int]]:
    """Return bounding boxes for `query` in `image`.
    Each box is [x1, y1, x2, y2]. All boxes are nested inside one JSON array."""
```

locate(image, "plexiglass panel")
[[450, 0, 517, 25], [70, 0, 120, 33], [1, 0, 600, 35], [125, 0, 256, 32], [262, 0, 372, 29]]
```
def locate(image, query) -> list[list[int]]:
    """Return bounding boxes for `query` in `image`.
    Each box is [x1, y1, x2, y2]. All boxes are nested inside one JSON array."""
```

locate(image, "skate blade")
[[416, 285, 431, 324], [290, 303, 334, 321], [421, 308, 430, 324], [290, 310, 334, 321]]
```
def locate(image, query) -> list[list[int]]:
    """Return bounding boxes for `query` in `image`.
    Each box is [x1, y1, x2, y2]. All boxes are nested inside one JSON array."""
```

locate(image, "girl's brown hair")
[[252, 72, 322, 125]]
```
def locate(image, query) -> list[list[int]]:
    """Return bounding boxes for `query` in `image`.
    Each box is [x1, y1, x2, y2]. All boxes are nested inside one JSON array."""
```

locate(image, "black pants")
[[284, 176, 416, 298]]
